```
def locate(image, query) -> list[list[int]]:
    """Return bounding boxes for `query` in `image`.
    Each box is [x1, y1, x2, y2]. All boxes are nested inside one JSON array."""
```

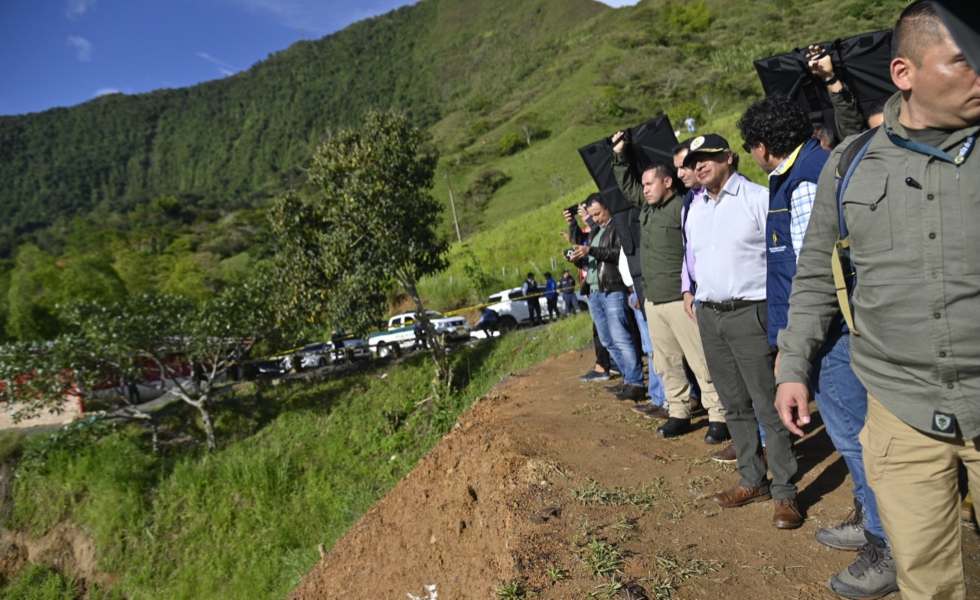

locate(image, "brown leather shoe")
[[772, 498, 804, 529], [710, 442, 737, 464], [711, 484, 770, 508]]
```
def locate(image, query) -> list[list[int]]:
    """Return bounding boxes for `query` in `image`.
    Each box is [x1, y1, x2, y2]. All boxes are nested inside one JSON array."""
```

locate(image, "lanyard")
[[885, 128, 977, 165]]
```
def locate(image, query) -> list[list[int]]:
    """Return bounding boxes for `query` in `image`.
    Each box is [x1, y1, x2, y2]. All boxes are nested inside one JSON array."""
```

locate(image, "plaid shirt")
[[770, 148, 817, 262]]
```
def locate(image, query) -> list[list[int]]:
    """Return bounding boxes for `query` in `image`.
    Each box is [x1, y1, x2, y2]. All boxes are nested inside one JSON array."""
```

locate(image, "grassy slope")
[[5, 317, 592, 600]]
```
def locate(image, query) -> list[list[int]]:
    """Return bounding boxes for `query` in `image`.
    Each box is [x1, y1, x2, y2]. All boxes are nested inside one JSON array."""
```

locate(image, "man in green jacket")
[[776, 2, 980, 598], [611, 132, 728, 445]]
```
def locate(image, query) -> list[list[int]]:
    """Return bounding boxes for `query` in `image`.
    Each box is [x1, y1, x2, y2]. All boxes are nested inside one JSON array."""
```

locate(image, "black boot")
[[657, 417, 691, 438]]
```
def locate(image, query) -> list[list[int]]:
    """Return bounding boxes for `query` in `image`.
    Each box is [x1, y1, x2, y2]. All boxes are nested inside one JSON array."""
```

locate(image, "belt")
[[700, 299, 763, 312]]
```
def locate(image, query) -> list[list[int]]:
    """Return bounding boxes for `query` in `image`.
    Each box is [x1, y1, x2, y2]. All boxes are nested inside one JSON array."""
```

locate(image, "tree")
[[269, 110, 451, 384], [0, 278, 276, 451]]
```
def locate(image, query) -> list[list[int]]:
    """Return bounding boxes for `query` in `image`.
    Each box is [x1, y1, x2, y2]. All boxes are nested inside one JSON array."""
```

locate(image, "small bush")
[[498, 132, 526, 156], [1, 564, 78, 600]]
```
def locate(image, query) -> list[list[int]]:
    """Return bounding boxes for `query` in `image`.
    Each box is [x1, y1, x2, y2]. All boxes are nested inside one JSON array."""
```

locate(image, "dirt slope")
[[293, 348, 980, 599]]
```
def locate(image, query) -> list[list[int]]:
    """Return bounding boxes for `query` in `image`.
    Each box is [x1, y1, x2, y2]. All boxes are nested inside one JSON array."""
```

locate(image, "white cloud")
[[94, 88, 121, 97], [66, 0, 96, 19], [196, 51, 239, 77], [67, 35, 93, 62]]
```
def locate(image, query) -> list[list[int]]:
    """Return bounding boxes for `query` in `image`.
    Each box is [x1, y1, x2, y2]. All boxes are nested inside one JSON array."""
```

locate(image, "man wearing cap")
[[610, 131, 728, 441], [684, 133, 803, 529], [776, 2, 980, 598]]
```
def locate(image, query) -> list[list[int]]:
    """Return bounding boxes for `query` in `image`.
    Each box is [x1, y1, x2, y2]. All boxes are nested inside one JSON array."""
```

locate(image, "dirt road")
[[293, 347, 980, 599]]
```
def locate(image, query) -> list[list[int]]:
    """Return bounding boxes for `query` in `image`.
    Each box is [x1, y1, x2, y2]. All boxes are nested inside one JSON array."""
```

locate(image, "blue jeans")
[[589, 291, 643, 387], [629, 293, 666, 406], [814, 332, 886, 541]]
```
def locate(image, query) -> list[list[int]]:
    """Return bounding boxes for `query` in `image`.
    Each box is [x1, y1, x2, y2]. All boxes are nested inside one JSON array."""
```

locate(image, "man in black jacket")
[[569, 194, 645, 400]]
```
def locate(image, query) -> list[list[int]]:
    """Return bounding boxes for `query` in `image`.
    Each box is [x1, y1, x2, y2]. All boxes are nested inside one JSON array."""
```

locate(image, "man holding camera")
[[568, 195, 646, 401], [610, 131, 727, 440]]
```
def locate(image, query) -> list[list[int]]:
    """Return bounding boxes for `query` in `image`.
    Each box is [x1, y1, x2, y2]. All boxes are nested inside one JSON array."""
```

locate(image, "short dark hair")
[[894, 0, 946, 66], [586, 192, 605, 209], [643, 163, 678, 190], [737, 96, 813, 158], [527, 272, 534, 278], [866, 97, 887, 118], [672, 139, 693, 155]]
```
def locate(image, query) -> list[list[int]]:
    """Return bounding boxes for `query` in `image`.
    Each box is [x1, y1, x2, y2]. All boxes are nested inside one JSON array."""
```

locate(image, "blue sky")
[[0, 0, 639, 117]]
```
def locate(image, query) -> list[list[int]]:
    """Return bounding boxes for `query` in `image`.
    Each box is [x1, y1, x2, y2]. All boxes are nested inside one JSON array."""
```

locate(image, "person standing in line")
[[683, 133, 802, 530], [543, 272, 559, 321], [777, 3, 980, 597], [558, 270, 578, 316], [568, 195, 646, 401], [739, 95, 897, 598], [521, 272, 542, 326], [611, 131, 728, 443]]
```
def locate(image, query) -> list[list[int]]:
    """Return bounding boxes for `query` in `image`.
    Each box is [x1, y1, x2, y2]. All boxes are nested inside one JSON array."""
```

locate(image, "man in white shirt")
[[683, 134, 802, 530]]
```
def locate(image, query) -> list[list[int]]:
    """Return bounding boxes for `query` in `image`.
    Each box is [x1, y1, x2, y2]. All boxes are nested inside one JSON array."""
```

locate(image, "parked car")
[[295, 338, 372, 370], [368, 311, 470, 358], [483, 288, 588, 331]]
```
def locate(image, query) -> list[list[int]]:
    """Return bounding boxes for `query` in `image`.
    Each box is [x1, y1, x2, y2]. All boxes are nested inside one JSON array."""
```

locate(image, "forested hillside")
[[0, 0, 900, 343]]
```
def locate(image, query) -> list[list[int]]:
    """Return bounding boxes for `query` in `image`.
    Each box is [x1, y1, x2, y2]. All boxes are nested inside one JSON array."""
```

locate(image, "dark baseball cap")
[[682, 133, 731, 166]]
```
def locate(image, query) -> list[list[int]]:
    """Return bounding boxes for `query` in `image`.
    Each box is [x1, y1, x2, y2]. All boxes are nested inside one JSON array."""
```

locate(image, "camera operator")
[[567, 195, 646, 400]]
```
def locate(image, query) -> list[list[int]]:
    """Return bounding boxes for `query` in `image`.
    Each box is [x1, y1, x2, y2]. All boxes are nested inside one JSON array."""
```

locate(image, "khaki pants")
[[644, 299, 725, 422], [862, 395, 980, 600]]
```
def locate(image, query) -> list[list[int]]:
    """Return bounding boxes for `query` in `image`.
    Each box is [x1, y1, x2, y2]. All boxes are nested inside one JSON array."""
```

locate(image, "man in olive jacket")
[[776, 3, 980, 598], [611, 132, 728, 443]]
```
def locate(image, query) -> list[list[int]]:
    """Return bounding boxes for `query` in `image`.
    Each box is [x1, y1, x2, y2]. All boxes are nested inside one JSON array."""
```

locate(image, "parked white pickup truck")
[[484, 287, 588, 331], [368, 311, 470, 358]]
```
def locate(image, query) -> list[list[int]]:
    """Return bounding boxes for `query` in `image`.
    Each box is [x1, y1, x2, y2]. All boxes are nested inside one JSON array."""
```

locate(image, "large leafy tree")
[[0, 278, 276, 451], [270, 110, 450, 382]]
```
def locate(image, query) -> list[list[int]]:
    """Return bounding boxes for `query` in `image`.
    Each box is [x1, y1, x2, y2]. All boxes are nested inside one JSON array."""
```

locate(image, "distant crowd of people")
[[559, 3, 979, 599]]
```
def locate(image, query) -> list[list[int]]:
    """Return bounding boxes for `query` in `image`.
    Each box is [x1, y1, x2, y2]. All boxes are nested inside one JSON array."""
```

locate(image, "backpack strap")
[[832, 127, 878, 336]]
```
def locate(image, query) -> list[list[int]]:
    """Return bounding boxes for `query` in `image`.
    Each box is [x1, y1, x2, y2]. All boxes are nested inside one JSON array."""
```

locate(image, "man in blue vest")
[[739, 96, 896, 598]]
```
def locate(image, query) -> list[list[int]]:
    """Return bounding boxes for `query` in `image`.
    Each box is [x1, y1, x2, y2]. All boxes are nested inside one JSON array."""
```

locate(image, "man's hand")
[[563, 208, 575, 224], [682, 292, 696, 321], [628, 291, 639, 310], [775, 382, 811, 437], [569, 245, 590, 261], [611, 130, 627, 155], [577, 204, 589, 222], [805, 44, 843, 92]]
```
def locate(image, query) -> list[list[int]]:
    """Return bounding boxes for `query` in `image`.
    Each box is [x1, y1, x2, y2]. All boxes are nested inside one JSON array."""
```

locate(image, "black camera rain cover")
[[754, 30, 896, 126], [577, 114, 679, 217]]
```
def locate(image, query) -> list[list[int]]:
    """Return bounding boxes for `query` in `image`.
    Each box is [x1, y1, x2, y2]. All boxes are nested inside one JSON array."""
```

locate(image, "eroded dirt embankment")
[[292, 347, 980, 599]]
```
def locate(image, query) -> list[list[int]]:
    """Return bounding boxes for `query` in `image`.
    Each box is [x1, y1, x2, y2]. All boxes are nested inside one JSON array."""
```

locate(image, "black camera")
[[565, 204, 581, 216], [564, 247, 577, 261]]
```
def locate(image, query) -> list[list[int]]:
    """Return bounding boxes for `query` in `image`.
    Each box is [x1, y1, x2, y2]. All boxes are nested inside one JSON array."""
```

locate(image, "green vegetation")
[[4, 316, 592, 599], [0, 0, 899, 340], [1, 564, 78, 600]]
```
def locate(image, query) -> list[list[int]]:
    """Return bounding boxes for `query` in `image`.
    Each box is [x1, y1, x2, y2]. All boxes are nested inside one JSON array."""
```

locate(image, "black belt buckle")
[[706, 299, 739, 312]]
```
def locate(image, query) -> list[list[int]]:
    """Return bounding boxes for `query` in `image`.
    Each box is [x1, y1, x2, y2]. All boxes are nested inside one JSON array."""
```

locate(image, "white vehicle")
[[484, 287, 588, 331], [368, 311, 470, 358], [295, 338, 372, 370]]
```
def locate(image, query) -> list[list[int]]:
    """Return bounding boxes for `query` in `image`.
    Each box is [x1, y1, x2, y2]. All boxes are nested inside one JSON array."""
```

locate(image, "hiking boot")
[[656, 417, 691, 438], [711, 483, 770, 508], [828, 542, 899, 600], [772, 498, 804, 529], [632, 404, 669, 419], [710, 443, 737, 464], [615, 384, 647, 401], [580, 370, 610, 383], [704, 422, 731, 445], [816, 502, 866, 551]]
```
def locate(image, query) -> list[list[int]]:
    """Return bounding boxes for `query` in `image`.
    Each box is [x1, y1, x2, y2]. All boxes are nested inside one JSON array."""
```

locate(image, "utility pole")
[[445, 174, 463, 244]]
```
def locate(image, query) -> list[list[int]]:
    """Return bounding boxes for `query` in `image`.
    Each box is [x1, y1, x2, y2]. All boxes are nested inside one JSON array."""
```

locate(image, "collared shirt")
[[777, 92, 980, 439], [769, 146, 818, 263], [680, 187, 705, 294], [686, 172, 769, 303]]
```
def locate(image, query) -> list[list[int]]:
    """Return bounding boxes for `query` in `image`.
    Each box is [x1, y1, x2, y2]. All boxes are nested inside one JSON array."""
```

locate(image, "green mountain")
[[0, 0, 604, 253], [0, 0, 900, 341]]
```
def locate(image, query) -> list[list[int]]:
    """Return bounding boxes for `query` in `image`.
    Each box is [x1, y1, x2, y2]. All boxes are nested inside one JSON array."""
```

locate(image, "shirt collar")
[[768, 144, 804, 178], [706, 172, 742, 201]]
